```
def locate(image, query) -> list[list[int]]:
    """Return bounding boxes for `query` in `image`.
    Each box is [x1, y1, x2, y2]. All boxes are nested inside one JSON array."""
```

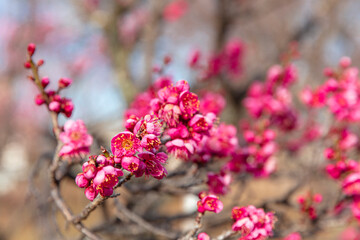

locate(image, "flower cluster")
[[25, 43, 74, 117], [301, 57, 360, 122], [297, 192, 322, 220], [150, 80, 216, 160], [112, 114, 168, 179], [231, 205, 276, 240], [188, 39, 244, 81], [59, 119, 93, 158], [243, 64, 297, 129], [324, 128, 358, 179], [197, 192, 223, 214], [75, 155, 123, 201], [240, 121, 277, 177]]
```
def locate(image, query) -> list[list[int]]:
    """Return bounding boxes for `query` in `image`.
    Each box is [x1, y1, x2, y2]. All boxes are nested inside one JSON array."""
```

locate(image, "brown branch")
[[214, 230, 238, 240], [29, 53, 101, 240], [114, 200, 178, 239], [179, 212, 204, 240]]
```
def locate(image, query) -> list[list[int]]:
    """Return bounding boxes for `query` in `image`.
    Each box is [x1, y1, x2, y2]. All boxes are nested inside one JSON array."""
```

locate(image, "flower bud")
[[24, 62, 31, 69], [49, 101, 61, 112], [340, 56, 351, 68], [85, 186, 97, 201], [37, 59, 44, 66], [75, 173, 90, 188], [41, 77, 50, 88], [59, 78, 72, 88], [27, 43, 36, 56]]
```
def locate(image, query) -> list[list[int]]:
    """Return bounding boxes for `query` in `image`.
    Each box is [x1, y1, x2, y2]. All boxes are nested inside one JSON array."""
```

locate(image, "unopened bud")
[[41, 77, 50, 88], [37, 59, 44, 66], [163, 55, 172, 65], [24, 62, 31, 69], [27, 43, 36, 56]]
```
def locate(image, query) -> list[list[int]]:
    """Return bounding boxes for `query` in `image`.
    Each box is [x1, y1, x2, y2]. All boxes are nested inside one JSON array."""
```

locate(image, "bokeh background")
[[1, 0, 360, 239]]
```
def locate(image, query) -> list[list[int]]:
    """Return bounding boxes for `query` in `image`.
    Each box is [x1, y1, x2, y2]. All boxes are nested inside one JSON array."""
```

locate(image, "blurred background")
[[1, 0, 360, 239]]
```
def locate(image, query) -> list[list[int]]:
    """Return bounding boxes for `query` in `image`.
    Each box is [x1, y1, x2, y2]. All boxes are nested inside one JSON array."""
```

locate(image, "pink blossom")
[[163, 0, 188, 22], [283, 232, 302, 240], [224, 39, 244, 78], [75, 173, 89, 188], [141, 134, 161, 151], [138, 151, 168, 179], [121, 156, 142, 173], [35, 94, 45, 105], [41, 77, 50, 88], [205, 123, 238, 157], [189, 50, 201, 68], [231, 205, 275, 240], [111, 131, 142, 158], [199, 91, 226, 116], [197, 194, 223, 214], [166, 138, 196, 160], [49, 101, 61, 112], [197, 232, 210, 240], [342, 173, 360, 196], [340, 227, 360, 240], [133, 114, 163, 137], [297, 192, 322, 220], [59, 120, 93, 157], [85, 185, 97, 201], [207, 171, 232, 195], [58, 77, 72, 88]]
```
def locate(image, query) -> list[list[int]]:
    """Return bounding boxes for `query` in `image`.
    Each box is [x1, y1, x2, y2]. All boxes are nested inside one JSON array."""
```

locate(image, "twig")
[[179, 212, 204, 240], [114, 200, 178, 239], [29, 56, 101, 240], [214, 230, 238, 240]]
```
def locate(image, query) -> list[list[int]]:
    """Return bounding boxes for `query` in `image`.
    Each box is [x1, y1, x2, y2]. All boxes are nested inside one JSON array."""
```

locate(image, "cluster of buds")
[[59, 120, 93, 158], [112, 114, 168, 179], [231, 205, 276, 240], [324, 128, 358, 179], [301, 57, 360, 122], [197, 192, 223, 214], [240, 121, 277, 177], [223, 122, 277, 178], [25, 43, 74, 118], [206, 171, 232, 195], [75, 155, 123, 201], [243, 63, 298, 131], [188, 39, 244, 81], [297, 192, 323, 220]]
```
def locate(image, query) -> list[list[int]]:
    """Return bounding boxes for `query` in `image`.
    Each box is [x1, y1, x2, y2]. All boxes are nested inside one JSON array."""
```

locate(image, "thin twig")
[[179, 212, 204, 240], [29, 56, 101, 240], [214, 230, 238, 240], [114, 200, 178, 239]]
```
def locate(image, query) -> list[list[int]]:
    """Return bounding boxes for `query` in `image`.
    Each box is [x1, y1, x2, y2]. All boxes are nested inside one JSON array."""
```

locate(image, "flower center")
[[122, 139, 133, 150], [71, 131, 81, 141]]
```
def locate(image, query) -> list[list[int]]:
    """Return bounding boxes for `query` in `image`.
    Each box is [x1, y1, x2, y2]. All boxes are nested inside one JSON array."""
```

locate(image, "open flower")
[[59, 120, 93, 157], [111, 131, 142, 158], [197, 193, 223, 214]]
